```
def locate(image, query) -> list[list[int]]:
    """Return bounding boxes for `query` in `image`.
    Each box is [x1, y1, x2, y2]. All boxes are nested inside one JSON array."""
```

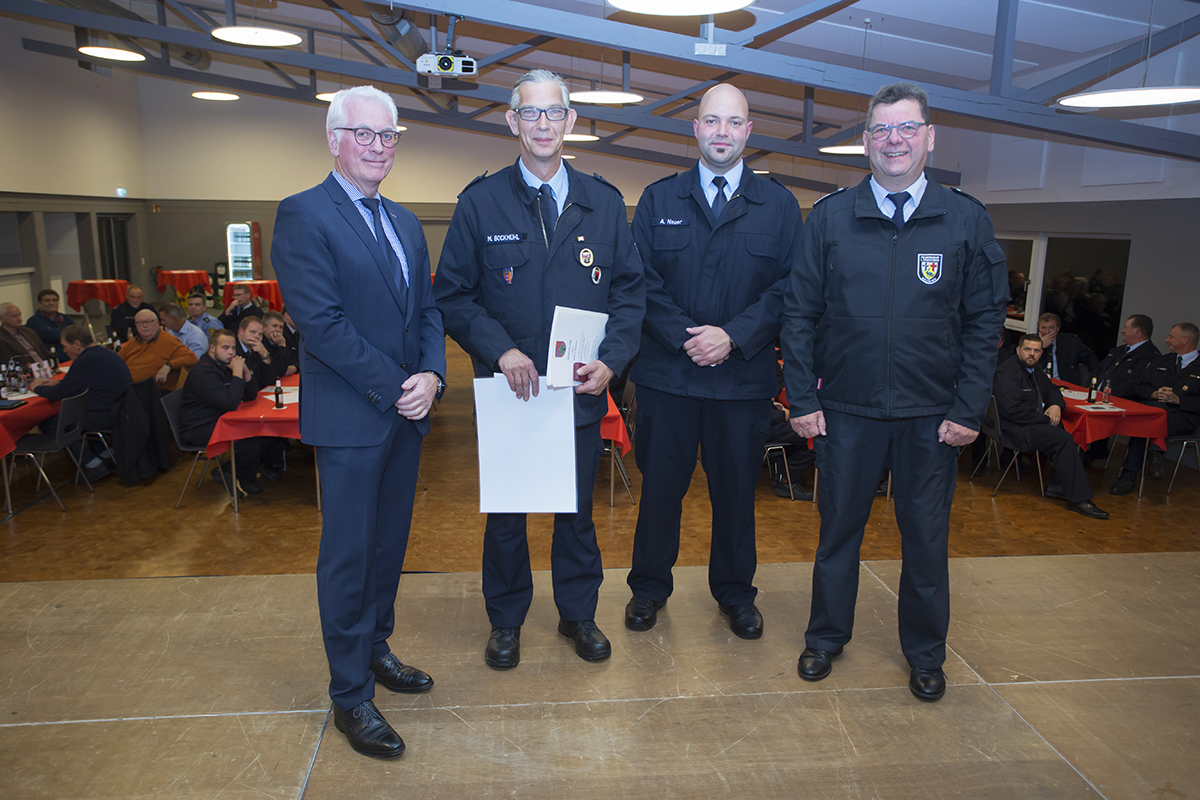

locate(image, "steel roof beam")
[[729, 0, 854, 48], [990, 0, 1018, 98]]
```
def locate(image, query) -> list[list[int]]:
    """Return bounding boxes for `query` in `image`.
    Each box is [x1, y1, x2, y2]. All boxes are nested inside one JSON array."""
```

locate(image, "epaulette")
[[950, 186, 987, 209], [768, 176, 789, 191], [458, 171, 489, 198], [813, 186, 849, 206], [646, 173, 680, 187], [590, 172, 624, 198]]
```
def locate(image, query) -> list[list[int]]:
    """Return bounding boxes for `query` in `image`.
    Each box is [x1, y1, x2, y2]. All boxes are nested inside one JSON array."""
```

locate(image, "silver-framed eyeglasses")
[[867, 121, 930, 141], [335, 127, 401, 147], [515, 106, 569, 122]]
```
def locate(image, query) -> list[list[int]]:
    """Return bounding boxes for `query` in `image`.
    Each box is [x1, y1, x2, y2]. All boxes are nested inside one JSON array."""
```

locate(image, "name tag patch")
[[918, 253, 943, 285], [654, 217, 689, 226], [485, 232, 526, 244]]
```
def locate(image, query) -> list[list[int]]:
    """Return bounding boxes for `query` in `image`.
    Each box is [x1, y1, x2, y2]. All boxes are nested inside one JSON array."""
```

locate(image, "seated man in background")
[[109, 285, 152, 342], [970, 325, 1015, 474], [281, 308, 300, 352], [1110, 322, 1200, 494], [158, 303, 208, 359], [178, 329, 284, 497], [29, 325, 132, 483], [0, 302, 53, 366], [993, 334, 1109, 519], [186, 292, 223, 335], [261, 311, 298, 376], [118, 309, 198, 391], [1084, 314, 1160, 465], [767, 398, 816, 502], [1037, 312, 1098, 386], [219, 283, 264, 331], [236, 316, 287, 386], [25, 289, 75, 361]]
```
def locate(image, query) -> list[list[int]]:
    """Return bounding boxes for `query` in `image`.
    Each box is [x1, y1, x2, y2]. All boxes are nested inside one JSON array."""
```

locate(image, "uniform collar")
[[697, 159, 744, 198], [509, 158, 592, 210], [854, 173, 944, 221], [677, 161, 767, 204]]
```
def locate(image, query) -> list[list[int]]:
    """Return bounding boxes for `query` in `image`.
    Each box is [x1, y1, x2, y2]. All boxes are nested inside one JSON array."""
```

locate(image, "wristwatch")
[[423, 370, 446, 400]]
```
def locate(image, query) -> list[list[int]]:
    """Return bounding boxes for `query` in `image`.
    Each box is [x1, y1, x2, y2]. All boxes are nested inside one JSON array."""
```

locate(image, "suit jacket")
[[1095, 341, 1161, 399], [0, 325, 53, 365], [993, 356, 1065, 451], [271, 172, 446, 446], [1038, 331, 1098, 386]]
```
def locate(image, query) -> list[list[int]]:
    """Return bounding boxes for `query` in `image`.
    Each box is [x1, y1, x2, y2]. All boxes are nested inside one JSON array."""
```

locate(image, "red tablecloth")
[[66, 280, 129, 312], [1054, 379, 1167, 451], [601, 394, 631, 456], [207, 374, 300, 458], [222, 281, 283, 312], [0, 365, 71, 457], [157, 270, 212, 296]]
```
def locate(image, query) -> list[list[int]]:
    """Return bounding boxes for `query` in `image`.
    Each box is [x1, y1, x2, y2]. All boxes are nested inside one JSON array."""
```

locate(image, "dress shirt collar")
[[330, 169, 379, 203], [870, 172, 928, 223], [1181, 350, 1198, 370], [698, 159, 744, 206], [1127, 340, 1147, 352], [517, 158, 568, 216]]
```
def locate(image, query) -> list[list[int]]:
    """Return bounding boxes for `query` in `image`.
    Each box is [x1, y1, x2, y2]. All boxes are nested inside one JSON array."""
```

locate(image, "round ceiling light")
[[569, 90, 643, 105], [211, 26, 303, 48], [315, 92, 338, 102], [752, 169, 769, 174], [77, 45, 146, 62], [562, 154, 577, 159], [607, 0, 752, 15], [1058, 86, 1200, 108], [192, 91, 240, 101], [564, 133, 600, 142], [818, 144, 866, 155]]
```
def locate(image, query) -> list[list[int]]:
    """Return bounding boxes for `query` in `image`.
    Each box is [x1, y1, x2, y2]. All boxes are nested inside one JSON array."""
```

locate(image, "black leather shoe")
[[797, 646, 842, 681], [1148, 451, 1164, 480], [332, 699, 405, 758], [370, 653, 434, 694], [485, 626, 520, 669], [1043, 483, 1067, 501], [874, 479, 889, 497], [774, 481, 814, 501], [625, 596, 666, 631], [558, 619, 612, 661], [259, 465, 282, 482], [909, 667, 946, 702], [242, 479, 263, 495], [211, 466, 246, 499], [718, 602, 763, 639], [1067, 499, 1110, 519], [1109, 471, 1137, 495]]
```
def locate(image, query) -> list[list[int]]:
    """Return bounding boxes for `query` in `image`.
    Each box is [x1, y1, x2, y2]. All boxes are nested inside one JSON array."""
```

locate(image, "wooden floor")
[[1, 340, 1197, 583]]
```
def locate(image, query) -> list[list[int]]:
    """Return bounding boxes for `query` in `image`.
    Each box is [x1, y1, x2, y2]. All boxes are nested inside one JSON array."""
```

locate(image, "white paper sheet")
[[474, 375, 576, 513], [546, 306, 609, 387], [1076, 403, 1124, 413]]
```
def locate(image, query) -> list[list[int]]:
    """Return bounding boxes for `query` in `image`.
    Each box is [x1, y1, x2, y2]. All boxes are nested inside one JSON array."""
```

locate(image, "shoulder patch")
[[812, 186, 848, 206], [950, 186, 987, 209], [590, 172, 624, 198], [458, 171, 490, 197]]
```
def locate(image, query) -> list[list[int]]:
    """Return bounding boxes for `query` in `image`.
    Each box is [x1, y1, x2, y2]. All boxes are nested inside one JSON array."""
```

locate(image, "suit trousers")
[[315, 412, 422, 709], [482, 420, 604, 627], [627, 386, 771, 605], [807, 410, 957, 669]]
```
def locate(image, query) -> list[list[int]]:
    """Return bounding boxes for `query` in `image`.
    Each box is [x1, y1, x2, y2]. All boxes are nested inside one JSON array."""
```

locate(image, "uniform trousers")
[[482, 420, 604, 627], [1121, 403, 1197, 472], [315, 413, 422, 709], [1009, 423, 1092, 502], [807, 410, 957, 669], [627, 385, 771, 605]]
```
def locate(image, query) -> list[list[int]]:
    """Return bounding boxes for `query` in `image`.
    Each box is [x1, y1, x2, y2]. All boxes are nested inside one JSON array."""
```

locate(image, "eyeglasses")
[[867, 121, 930, 141], [515, 106, 569, 122], [335, 127, 400, 147]]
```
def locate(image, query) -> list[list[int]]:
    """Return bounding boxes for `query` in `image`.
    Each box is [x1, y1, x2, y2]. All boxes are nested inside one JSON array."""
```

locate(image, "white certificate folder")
[[547, 306, 609, 387], [474, 375, 577, 513]]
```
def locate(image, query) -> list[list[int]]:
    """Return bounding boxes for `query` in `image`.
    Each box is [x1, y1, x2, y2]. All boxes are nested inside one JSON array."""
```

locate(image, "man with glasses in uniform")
[[782, 82, 1008, 702], [434, 69, 644, 672]]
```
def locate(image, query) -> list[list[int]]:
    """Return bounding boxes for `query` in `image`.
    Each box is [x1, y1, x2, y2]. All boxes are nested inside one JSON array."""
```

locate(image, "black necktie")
[[711, 176, 728, 219], [887, 191, 911, 228], [1178, 355, 1185, 373], [360, 198, 408, 305], [538, 184, 557, 244]]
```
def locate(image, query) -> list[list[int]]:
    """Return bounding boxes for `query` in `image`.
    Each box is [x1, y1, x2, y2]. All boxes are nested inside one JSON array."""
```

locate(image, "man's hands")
[[1153, 386, 1180, 404], [251, 340, 271, 362], [938, 419, 978, 447], [1040, 330, 1057, 349], [789, 410, 826, 439], [230, 355, 251, 381], [264, 328, 286, 347], [155, 363, 171, 384], [29, 377, 55, 390], [574, 360, 613, 396], [224, 300, 239, 315], [684, 325, 732, 367], [1044, 405, 1062, 426], [498, 348, 539, 401], [395, 372, 439, 420]]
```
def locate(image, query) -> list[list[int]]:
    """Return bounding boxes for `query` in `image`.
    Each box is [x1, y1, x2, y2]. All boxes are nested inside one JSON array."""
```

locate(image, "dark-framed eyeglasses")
[[867, 121, 930, 141], [515, 106, 569, 122], [335, 127, 400, 147]]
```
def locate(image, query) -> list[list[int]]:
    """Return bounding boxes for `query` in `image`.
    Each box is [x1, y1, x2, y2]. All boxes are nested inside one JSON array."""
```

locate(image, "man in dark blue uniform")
[[623, 84, 800, 639], [434, 70, 644, 670], [1083, 314, 1158, 465], [782, 82, 1008, 702]]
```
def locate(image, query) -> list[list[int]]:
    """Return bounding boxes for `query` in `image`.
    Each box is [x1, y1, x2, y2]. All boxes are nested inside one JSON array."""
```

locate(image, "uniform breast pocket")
[[480, 241, 530, 319]]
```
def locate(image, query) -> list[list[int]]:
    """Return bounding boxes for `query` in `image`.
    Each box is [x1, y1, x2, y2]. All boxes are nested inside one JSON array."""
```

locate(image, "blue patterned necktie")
[[360, 198, 408, 306]]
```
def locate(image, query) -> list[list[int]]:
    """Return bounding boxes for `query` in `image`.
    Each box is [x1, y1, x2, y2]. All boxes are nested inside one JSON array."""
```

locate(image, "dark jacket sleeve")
[[631, 190, 699, 355], [33, 361, 90, 401], [192, 366, 251, 413], [595, 195, 646, 378], [780, 205, 827, 418]]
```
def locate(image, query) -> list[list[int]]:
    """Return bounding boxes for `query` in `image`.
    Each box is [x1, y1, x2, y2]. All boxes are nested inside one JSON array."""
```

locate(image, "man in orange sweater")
[[119, 309, 198, 390]]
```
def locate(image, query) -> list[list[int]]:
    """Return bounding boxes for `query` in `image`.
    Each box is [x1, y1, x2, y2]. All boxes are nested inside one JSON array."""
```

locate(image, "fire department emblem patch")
[[917, 254, 942, 285], [580, 247, 594, 268]]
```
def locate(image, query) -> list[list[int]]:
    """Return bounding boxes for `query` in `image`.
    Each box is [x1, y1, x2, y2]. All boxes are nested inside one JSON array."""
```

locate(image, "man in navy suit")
[[272, 85, 446, 760]]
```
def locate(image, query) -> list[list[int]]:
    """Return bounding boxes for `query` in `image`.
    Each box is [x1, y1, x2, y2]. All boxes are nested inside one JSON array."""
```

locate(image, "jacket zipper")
[[885, 222, 899, 416]]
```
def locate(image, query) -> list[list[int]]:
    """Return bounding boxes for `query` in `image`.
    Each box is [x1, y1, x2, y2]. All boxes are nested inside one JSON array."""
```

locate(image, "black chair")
[[6, 391, 92, 512], [160, 389, 228, 508], [970, 394, 1043, 497], [1167, 423, 1200, 495]]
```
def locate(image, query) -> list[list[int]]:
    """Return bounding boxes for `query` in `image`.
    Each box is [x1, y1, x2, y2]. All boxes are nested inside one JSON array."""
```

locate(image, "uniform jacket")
[[433, 159, 645, 427], [218, 302, 264, 331], [272, 172, 446, 446], [781, 176, 1008, 427], [1037, 331, 1098, 386], [178, 353, 259, 446], [630, 164, 801, 400], [1095, 341, 1160, 399], [992, 357, 1064, 451], [1135, 352, 1200, 424], [110, 302, 152, 343]]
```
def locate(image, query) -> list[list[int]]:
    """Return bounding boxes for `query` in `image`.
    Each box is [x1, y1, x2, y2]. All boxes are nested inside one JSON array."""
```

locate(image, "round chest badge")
[[591, 266, 602, 284], [579, 247, 594, 268]]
